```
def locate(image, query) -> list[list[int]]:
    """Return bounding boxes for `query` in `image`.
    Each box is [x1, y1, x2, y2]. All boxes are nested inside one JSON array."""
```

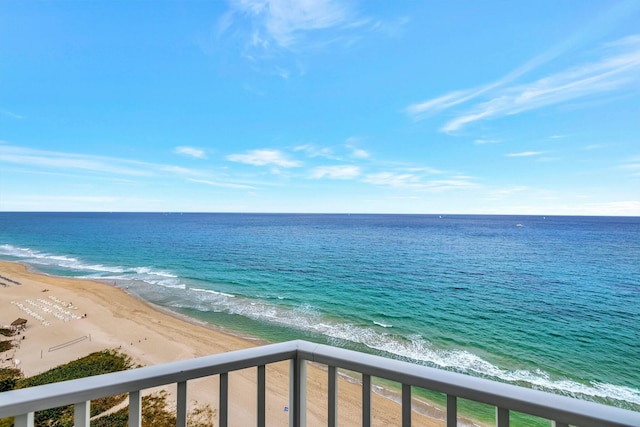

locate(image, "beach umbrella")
[[10, 318, 27, 330]]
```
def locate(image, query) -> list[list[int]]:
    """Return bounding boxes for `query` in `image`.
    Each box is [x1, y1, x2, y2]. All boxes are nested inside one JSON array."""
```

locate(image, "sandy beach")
[[0, 261, 448, 426]]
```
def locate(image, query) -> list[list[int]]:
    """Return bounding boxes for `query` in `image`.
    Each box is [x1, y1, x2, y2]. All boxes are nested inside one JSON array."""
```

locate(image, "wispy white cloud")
[[405, 90, 477, 120], [36, 195, 121, 204], [311, 165, 360, 179], [295, 140, 369, 161], [620, 156, 640, 175], [407, 34, 640, 133], [175, 146, 207, 159], [506, 151, 545, 157], [158, 165, 204, 177], [368, 16, 410, 38], [404, 44, 557, 121], [0, 109, 24, 120], [344, 136, 370, 158], [363, 172, 420, 188], [0, 144, 284, 200], [0, 144, 215, 183], [424, 178, 482, 192], [226, 149, 301, 167], [189, 178, 257, 189], [0, 195, 167, 212], [363, 171, 479, 192], [404, 166, 445, 174], [474, 138, 501, 145], [294, 143, 335, 158], [487, 186, 531, 200], [267, 0, 347, 47], [228, 0, 348, 49], [351, 148, 369, 159], [217, 11, 235, 37], [273, 67, 290, 79], [581, 143, 607, 150], [224, 0, 404, 60], [0, 145, 154, 177]]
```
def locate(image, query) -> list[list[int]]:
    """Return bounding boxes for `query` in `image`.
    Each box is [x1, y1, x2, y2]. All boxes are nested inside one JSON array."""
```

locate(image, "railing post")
[[446, 395, 457, 427], [177, 381, 187, 427], [328, 366, 338, 427], [258, 365, 266, 427], [496, 407, 509, 427], [14, 412, 34, 427], [290, 358, 307, 427], [220, 372, 228, 427], [74, 400, 90, 427], [362, 374, 371, 427], [289, 360, 294, 427], [129, 390, 142, 427], [402, 384, 411, 427]]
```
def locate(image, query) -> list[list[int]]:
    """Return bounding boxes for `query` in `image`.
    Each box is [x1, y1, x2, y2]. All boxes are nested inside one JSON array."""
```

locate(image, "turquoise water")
[[0, 212, 638, 412]]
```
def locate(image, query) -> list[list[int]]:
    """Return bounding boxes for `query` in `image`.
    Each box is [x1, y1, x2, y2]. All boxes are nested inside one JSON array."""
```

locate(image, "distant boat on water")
[[516, 224, 523, 227]]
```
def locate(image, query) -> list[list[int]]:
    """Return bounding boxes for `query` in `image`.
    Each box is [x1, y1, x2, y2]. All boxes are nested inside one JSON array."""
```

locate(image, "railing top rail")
[[0, 339, 638, 427], [0, 341, 297, 418]]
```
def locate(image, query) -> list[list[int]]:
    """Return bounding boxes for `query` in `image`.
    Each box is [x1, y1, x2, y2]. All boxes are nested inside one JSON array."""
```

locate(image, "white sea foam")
[[168, 291, 640, 407], [75, 264, 126, 273], [0, 245, 120, 273], [149, 280, 186, 290], [0, 244, 181, 289], [191, 287, 235, 298], [134, 266, 177, 278], [0, 244, 78, 262], [373, 321, 392, 328], [48, 254, 80, 262]]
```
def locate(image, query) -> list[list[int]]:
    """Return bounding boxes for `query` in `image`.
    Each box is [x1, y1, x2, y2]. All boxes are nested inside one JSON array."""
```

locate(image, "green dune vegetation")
[[0, 350, 215, 427], [0, 328, 15, 355]]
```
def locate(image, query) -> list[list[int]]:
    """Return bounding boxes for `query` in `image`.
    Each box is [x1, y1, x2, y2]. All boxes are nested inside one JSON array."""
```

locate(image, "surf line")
[[48, 335, 88, 352]]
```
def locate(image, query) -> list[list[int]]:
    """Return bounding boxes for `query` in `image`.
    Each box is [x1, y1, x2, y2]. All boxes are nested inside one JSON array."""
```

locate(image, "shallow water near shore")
[[1, 212, 638, 415]]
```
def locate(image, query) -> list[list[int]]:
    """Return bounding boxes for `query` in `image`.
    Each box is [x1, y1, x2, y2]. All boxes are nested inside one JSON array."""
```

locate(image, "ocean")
[[1, 212, 638, 415]]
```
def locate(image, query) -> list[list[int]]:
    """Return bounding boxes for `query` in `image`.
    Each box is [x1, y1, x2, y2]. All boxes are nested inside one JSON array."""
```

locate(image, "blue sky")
[[1, 0, 639, 215]]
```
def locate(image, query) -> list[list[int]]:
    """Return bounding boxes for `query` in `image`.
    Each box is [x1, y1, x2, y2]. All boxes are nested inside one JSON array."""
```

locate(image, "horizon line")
[[1, 211, 638, 218]]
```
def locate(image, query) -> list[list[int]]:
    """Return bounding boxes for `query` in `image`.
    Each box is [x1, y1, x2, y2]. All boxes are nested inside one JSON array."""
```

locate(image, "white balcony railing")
[[0, 340, 638, 427]]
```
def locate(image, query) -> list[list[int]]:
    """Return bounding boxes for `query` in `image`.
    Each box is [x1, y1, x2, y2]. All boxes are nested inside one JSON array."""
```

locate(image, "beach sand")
[[0, 261, 448, 426]]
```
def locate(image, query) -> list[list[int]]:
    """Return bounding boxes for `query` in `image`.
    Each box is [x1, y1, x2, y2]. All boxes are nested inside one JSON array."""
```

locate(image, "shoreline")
[[0, 260, 456, 426]]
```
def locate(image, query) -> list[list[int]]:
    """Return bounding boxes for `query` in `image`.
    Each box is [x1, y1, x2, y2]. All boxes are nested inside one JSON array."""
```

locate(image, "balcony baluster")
[[128, 390, 141, 427], [258, 365, 266, 427], [446, 394, 457, 427], [328, 366, 337, 427], [219, 372, 228, 427]]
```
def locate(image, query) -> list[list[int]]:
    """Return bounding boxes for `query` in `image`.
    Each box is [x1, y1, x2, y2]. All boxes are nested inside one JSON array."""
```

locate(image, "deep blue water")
[[0, 212, 638, 410]]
